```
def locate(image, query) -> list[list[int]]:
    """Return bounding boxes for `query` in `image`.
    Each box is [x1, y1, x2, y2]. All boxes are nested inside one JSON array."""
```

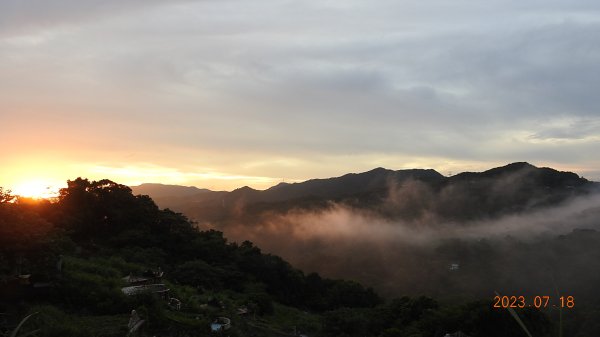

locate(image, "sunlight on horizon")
[[11, 180, 64, 199], [88, 164, 284, 190]]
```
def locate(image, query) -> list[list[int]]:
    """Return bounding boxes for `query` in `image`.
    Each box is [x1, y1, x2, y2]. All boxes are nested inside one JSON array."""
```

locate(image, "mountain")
[[124, 162, 600, 306], [130, 183, 215, 210], [131, 162, 597, 224], [260, 167, 445, 202], [131, 183, 212, 199]]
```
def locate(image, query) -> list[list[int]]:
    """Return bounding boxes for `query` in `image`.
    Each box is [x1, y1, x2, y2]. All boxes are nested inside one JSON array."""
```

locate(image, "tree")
[[56, 178, 162, 241], [0, 187, 15, 204]]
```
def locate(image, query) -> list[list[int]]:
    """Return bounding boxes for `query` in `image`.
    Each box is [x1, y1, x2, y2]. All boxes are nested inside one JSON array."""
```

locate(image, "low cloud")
[[217, 180, 600, 297]]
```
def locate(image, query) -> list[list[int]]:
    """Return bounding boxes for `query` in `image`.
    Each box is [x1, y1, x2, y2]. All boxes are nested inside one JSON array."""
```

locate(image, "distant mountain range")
[[131, 163, 600, 300], [131, 162, 598, 225], [131, 183, 211, 200]]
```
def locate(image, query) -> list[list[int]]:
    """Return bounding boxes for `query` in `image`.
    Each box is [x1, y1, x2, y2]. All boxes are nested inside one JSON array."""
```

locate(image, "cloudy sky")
[[1, 0, 600, 194]]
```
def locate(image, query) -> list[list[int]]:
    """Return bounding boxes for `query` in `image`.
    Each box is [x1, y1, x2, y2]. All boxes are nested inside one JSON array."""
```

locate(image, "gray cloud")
[[0, 0, 194, 37], [531, 118, 600, 140], [1, 0, 600, 184]]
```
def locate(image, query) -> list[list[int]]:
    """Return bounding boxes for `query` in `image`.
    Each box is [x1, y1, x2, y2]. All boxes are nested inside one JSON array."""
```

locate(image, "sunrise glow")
[[11, 180, 62, 199]]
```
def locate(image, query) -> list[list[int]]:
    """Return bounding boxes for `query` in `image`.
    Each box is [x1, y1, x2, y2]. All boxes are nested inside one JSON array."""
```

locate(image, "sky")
[[1, 0, 600, 195]]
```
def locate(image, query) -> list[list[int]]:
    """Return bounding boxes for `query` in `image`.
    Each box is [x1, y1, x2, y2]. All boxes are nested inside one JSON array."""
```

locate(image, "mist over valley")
[[133, 162, 600, 301]]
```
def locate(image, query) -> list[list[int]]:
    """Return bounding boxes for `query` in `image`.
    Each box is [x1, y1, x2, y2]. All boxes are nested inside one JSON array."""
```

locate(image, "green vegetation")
[[0, 178, 591, 336]]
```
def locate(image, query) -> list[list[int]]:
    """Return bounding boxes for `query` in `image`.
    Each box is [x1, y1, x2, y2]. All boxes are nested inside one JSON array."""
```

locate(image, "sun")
[[12, 180, 61, 199]]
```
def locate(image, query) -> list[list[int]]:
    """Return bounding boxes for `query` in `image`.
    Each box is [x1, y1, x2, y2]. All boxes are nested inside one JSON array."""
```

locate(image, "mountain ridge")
[[130, 162, 597, 225], [131, 182, 213, 197], [132, 162, 594, 194]]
